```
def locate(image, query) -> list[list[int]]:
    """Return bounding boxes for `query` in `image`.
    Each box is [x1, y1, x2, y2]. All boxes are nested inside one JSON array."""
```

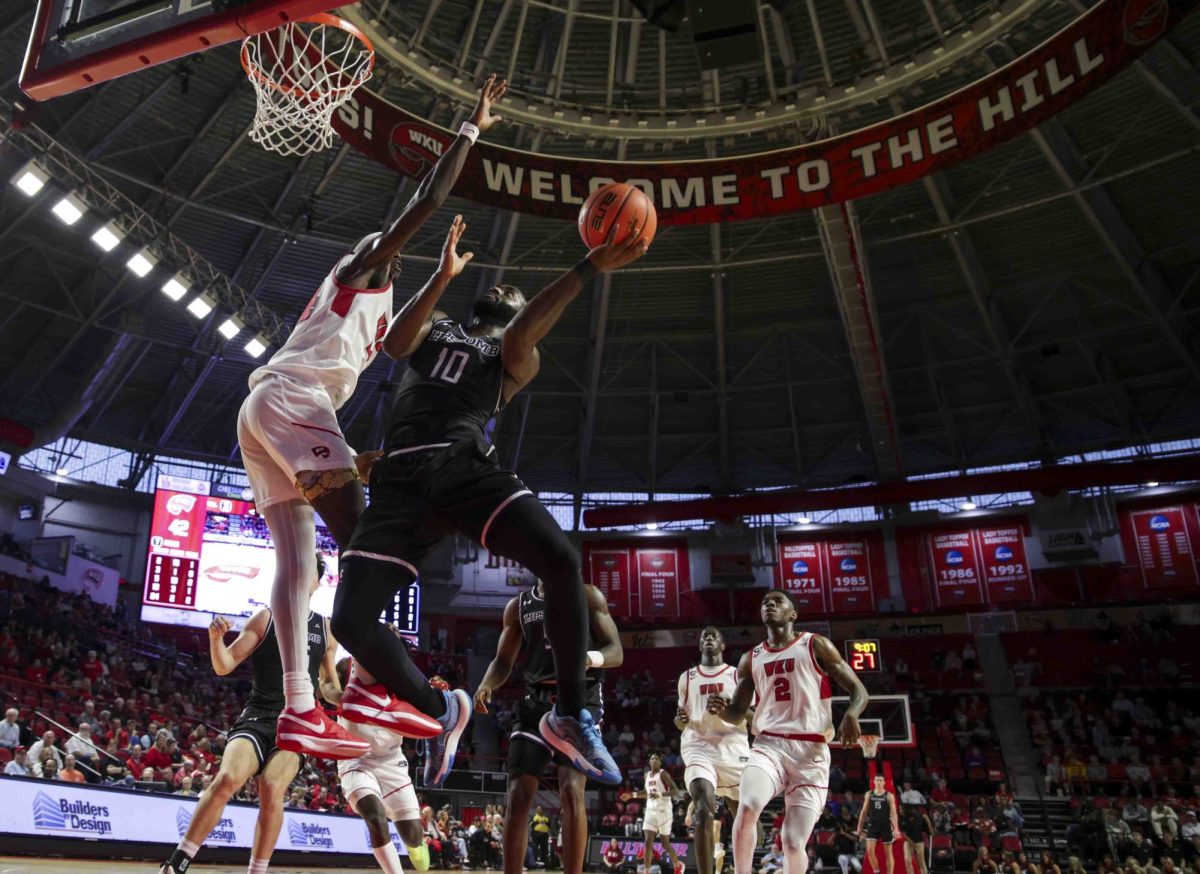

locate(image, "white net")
[[241, 15, 374, 156], [859, 734, 881, 758]]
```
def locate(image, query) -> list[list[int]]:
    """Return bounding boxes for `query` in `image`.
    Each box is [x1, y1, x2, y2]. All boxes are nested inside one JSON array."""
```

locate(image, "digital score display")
[[844, 638, 882, 673]]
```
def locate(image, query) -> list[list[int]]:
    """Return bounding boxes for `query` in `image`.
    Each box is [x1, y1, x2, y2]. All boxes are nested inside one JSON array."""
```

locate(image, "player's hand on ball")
[[354, 449, 384, 483], [440, 215, 474, 278], [208, 616, 230, 640], [837, 712, 862, 748], [470, 73, 508, 132], [588, 218, 650, 273], [473, 684, 493, 714]]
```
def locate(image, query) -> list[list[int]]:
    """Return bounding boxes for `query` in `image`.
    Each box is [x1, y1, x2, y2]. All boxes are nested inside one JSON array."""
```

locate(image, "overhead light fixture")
[[126, 247, 157, 278], [244, 333, 268, 358], [55, 467, 68, 477], [1144, 481, 1159, 488], [186, 291, 216, 320], [51, 193, 86, 225], [90, 221, 123, 252], [161, 273, 190, 302], [960, 500, 977, 511], [798, 516, 812, 525], [217, 314, 245, 340], [12, 161, 48, 197], [645, 522, 658, 531]]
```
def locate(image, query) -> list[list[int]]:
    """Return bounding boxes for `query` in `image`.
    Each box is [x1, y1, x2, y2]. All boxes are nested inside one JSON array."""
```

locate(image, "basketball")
[[578, 182, 658, 250]]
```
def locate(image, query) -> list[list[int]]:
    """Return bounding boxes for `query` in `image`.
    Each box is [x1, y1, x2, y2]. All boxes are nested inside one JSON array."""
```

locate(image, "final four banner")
[[332, 0, 1196, 224]]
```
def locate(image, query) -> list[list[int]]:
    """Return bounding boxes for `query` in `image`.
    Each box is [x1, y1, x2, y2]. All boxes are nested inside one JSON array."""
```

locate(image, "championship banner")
[[1130, 507, 1199, 588], [928, 531, 985, 606], [827, 540, 876, 613], [587, 548, 632, 618], [777, 541, 827, 611], [332, 0, 1196, 224], [636, 548, 679, 617], [977, 527, 1033, 603]]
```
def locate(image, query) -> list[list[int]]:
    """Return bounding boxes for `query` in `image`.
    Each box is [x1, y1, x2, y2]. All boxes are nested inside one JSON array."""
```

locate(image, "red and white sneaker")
[[276, 705, 370, 760], [340, 680, 442, 739], [675, 861, 685, 874]]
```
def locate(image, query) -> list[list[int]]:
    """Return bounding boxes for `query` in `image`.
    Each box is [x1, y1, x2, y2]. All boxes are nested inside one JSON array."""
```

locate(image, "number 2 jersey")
[[750, 632, 832, 741], [385, 317, 507, 451], [249, 255, 393, 411], [677, 663, 751, 758]]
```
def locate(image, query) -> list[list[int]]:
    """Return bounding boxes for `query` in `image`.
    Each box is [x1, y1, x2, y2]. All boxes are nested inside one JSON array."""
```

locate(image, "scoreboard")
[[844, 638, 882, 673]]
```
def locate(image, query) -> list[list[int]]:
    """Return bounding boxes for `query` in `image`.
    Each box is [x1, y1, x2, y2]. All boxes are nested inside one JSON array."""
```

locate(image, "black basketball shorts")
[[226, 706, 301, 774], [507, 684, 605, 780], [864, 821, 894, 843]]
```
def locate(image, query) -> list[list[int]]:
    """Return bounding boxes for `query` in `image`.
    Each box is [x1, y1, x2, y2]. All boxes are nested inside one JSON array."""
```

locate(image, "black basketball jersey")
[[385, 318, 506, 450], [244, 610, 326, 711], [866, 791, 891, 827], [518, 588, 600, 688]]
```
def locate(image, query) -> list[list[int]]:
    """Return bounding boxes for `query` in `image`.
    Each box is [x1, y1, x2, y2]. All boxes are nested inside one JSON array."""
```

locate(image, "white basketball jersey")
[[645, 769, 670, 807], [249, 255, 393, 410], [338, 715, 403, 759], [750, 632, 828, 739], [677, 664, 750, 747]]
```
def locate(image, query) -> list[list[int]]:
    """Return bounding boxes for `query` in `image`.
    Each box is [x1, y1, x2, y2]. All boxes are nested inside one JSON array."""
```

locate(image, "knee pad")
[[295, 468, 356, 501]]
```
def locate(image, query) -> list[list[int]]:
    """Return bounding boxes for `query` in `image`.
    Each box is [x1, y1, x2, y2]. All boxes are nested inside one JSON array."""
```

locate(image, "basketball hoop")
[[859, 734, 881, 758], [241, 13, 374, 156]]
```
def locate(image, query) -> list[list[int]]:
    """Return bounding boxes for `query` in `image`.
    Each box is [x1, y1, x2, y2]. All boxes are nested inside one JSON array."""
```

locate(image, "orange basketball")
[[578, 182, 658, 250]]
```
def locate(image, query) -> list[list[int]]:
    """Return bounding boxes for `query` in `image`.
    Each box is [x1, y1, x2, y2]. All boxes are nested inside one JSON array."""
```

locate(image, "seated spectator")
[[971, 806, 998, 848], [1119, 831, 1153, 868], [1157, 833, 1186, 868], [834, 823, 862, 874], [59, 753, 86, 783], [1151, 802, 1179, 839], [759, 843, 785, 874], [900, 783, 926, 805], [27, 730, 63, 775], [1180, 810, 1200, 842], [973, 847, 1000, 874], [174, 775, 198, 796], [1123, 800, 1150, 827], [1126, 757, 1151, 791], [0, 708, 21, 750], [603, 838, 625, 872], [1087, 756, 1109, 784], [66, 722, 99, 768], [4, 747, 31, 776], [40, 757, 60, 780]]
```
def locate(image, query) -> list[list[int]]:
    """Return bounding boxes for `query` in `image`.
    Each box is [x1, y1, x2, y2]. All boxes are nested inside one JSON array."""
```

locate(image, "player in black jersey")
[[472, 579, 622, 874], [856, 774, 899, 874], [161, 559, 340, 874], [333, 212, 648, 788]]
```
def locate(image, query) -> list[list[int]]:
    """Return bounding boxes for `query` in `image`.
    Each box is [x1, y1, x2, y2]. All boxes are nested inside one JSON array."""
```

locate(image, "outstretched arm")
[[813, 634, 868, 747], [382, 214, 474, 359], [501, 218, 649, 394], [336, 75, 506, 289], [473, 597, 523, 713], [709, 651, 755, 725], [586, 584, 623, 668]]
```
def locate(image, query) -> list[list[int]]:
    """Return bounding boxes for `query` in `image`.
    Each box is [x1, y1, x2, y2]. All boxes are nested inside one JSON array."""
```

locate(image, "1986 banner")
[[333, 0, 1195, 224]]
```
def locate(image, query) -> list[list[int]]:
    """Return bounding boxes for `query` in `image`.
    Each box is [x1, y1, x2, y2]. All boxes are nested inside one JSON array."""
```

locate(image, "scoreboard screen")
[[844, 638, 882, 673]]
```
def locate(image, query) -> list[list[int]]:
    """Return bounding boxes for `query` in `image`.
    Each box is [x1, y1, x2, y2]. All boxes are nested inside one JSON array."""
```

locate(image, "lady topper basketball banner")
[[333, 0, 1195, 225]]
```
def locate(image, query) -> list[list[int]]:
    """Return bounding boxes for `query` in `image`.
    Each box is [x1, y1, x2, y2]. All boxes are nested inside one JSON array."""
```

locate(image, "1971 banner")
[[333, 0, 1195, 224]]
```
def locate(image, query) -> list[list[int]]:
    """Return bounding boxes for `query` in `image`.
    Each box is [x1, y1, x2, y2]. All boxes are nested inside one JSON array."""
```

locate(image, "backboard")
[[20, 0, 338, 102], [831, 693, 915, 748]]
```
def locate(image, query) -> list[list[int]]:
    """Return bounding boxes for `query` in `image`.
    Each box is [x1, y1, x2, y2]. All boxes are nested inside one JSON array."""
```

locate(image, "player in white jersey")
[[333, 659, 430, 874], [710, 590, 868, 874], [675, 627, 751, 874], [235, 74, 508, 761], [625, 754, 685, 874]]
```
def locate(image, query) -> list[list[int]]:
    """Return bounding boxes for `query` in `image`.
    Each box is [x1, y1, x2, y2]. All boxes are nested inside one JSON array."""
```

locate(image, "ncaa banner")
[[332, 0, 1196, 224], [1129, 507, 1199, 588], [777, 540, 827, 612], [977, 527, 1034, 603], [928, 531, 985, 607], [826, 540, 875, 613]]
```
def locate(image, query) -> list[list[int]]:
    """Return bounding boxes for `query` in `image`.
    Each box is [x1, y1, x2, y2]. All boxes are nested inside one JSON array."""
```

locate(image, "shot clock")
[[844, 638, 882, 672]]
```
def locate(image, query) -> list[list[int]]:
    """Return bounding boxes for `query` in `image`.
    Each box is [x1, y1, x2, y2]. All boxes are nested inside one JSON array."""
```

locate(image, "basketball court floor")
[[0, 862, 461, 873]]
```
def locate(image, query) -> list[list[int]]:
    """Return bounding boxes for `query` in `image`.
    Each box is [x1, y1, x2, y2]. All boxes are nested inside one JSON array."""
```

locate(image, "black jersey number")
[[431, 347, 470, 384]]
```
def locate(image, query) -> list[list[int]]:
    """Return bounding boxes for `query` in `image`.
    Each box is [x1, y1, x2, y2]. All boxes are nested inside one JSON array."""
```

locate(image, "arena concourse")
[[1, 0, 1200, 873]]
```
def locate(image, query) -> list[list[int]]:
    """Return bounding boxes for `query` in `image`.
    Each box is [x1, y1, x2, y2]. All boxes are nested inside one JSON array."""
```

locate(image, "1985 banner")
[[333, 0, 1194, 224]]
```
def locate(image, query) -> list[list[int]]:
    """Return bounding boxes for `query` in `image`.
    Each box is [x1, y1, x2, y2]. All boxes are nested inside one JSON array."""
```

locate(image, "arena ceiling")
[[0, 0, 1199, 507]]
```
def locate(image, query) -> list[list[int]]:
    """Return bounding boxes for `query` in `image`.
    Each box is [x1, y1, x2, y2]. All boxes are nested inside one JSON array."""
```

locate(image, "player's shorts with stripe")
[[507, 683, 604, 780], [642, 800, 674, 835], [226, 706, 298, 774], [865, 822, 894, 843], [237, 374, 356, 509], [345, 436, 533, 569], [338, 752, 420, 821], [745, 734, 829, 811], [682, 736, 749, 800]]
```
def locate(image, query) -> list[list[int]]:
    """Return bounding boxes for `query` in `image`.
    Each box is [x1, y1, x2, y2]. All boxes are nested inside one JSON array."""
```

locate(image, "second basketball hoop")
[[241, 13, 375, 156]]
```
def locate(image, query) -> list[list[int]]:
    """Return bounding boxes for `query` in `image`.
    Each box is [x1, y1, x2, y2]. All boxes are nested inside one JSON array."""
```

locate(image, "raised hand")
[[208, 616, 230, 641], [587, 217, 650, 273], [440, 215, 474, 278], [470, 74, 508, 132]]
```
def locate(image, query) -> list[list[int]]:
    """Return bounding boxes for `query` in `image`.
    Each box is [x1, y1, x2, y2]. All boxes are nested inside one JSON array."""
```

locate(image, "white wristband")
[[586, 650, 604, 669], [459, 122, 480, 144]]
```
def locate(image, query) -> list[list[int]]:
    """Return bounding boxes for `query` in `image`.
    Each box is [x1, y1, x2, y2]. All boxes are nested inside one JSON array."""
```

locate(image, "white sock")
[[262, 501, 318, 712], [350, 660, 377, 687], [176, 838, 200, 858], [373, 842, 405, 874], [247, 858, 270, 874]]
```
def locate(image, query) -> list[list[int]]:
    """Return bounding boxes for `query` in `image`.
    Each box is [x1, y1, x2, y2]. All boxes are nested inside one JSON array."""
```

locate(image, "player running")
[[625, 754, 685, 874], [160, 559, 340, 874], [235, 73, 507, 760], [857, 774, 899, 874], [709, 590, 869, 874], [472, 579, 623, 874], [333, 658, 431, 874], [675, 627, 751, 874], [331, 208, 649, 786]]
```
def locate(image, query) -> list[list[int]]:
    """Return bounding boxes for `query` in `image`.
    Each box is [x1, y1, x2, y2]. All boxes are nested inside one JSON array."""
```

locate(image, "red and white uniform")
[[678, 664, 750, 798], [237, 255, 392, 508], [337, 716, 419, 821], [746, 632, 830, 812], [643, 768, 674, 835]]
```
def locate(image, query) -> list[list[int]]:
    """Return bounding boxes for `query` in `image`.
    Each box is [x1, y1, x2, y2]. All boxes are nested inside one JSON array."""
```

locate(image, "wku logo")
[[364, 314, 388, 362], [204, 565, 259, 583], [1123, 0, 1168, 44], [388, 123, 452, 178], [699, 683, 724, 696], [166, 493, 197, 516], [764, 658, 795, 677], [312, 446, 331, 458]]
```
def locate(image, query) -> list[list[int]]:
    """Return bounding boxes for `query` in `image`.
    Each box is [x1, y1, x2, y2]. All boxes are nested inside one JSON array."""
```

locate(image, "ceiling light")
[[797, 515, 812, 525], [244, 333, 268, 358], [90, 221, 123, 252], [186, 291, 216, 320], [51, 193, 86, 225], [217, 314, 245, 340], [960, 501, 977, 511], [1144, 481, 1159, 488], [13, 161, 48, 197], [55, 467, 68, 477], [645, 522, 658, 531], [126, 248, 157, 277], [161, 273, 190, 302]]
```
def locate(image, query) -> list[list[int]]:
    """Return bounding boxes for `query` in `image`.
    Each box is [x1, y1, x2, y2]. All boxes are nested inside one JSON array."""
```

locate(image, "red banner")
[[977, 527, 1033, 603], [637, 549, 679, 618], [928, 530, 985, 606], [588, 549, 631, 618], [778, 541, 826, 611], [775, 536, 877, 613], [332, 0, 1195, 224], [1130, 507, 1199, 588], [827, 540, 876, 613]]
